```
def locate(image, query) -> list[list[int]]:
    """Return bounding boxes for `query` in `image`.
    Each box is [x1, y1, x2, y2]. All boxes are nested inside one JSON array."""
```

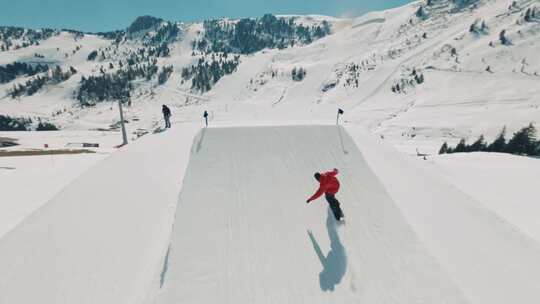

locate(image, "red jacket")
[[307, 169, 340, 203]]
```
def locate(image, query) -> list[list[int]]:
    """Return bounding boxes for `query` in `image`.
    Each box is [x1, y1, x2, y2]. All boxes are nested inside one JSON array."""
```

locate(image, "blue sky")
[[0, 0, 411, 32]]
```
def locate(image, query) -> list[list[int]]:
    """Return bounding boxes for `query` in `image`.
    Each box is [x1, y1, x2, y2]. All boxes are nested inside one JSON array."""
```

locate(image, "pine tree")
[[469, 22, 477, 33], [158, 65, 173, 85], [36, 122, 59, 131], [481, 20, 488, 32], [469, 135, 487, 152], [505, 123, 538, 155], [416, 6, 427, 19], [87, 50, 98, 61], [439, 142, 449, 154], [454, 139, 467, 153], [487, 127, 507, 152], [525, 8, 532, 22], [499, 30, 509, 45]]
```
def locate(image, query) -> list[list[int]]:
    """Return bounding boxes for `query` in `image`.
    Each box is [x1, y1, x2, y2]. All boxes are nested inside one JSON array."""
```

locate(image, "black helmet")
[[314, 172, 321, 181]]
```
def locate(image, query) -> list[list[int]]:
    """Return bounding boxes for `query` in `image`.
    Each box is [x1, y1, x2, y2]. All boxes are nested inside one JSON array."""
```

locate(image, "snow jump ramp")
[[157, 125, 468, 304]]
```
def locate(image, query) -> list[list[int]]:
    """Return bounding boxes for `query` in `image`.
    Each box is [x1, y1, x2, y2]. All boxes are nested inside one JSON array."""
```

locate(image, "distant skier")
[[306, 168, 344, 221], [162, 105, 172, 128], [203, 110, 209, 127]]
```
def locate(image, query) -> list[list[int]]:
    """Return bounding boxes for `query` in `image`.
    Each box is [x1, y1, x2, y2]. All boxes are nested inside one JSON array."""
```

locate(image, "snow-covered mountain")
[[1, 0, 539, 153]]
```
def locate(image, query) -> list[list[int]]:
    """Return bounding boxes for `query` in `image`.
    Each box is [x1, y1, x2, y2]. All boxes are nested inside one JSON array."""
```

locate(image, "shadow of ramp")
[[307, 208, 348, 292], [196, 127, 207, 154], [337, 126, 349, 155], [160, 246, 171, 289]]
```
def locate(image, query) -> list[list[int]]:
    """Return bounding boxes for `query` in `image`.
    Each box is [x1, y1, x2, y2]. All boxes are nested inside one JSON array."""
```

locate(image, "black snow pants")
[[325, 193, 344, 221]]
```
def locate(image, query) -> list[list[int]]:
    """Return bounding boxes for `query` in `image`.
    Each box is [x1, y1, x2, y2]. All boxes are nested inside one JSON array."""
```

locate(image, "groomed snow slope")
[[1, 125, 540, 303], [0, 125, 200, 304], [156, 126, 468, 303], [350, 127, 540, 304], [431, 153, 540, 243], [0, 153, 108, 238]]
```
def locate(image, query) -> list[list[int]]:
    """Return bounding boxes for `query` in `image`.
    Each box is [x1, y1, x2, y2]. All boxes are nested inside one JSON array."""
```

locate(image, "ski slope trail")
[[156, 125, 469, 304]]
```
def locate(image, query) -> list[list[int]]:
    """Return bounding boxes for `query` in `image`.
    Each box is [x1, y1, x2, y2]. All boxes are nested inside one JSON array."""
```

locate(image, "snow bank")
[[0, 153, 107, 238], [347, 125, 540, 304], [430, 152, 540, 243], [0, 124, 200, 304], [2, 124, 539, 304]]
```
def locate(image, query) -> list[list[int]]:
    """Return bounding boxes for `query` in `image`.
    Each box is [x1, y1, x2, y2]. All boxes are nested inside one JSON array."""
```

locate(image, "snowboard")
[[331, 207, 345, 223]]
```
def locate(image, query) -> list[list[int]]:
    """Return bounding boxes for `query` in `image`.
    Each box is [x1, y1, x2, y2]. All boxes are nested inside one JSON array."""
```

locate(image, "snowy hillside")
[[1, 1, 540, 303], [1, 0, 538, 152]]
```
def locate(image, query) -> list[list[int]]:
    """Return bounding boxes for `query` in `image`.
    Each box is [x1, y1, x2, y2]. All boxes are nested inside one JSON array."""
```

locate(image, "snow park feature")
[[2, 124, 540, 304], [155, 125, 468, 303], [0, 125, 200, 304], [2, 0, 540, 303]]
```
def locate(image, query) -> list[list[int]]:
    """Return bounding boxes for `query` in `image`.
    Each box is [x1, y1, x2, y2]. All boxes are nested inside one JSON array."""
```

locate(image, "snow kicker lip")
[[157, 125, 468, 304]]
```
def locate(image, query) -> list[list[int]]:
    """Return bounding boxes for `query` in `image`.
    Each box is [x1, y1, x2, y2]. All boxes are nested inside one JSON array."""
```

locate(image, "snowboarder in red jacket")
[[307, 168, 344, 221]]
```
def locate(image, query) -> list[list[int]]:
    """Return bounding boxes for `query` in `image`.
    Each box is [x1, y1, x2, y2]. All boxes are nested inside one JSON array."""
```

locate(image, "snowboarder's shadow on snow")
[[153, 127, 167, 134], [307, 208, 347, 292]]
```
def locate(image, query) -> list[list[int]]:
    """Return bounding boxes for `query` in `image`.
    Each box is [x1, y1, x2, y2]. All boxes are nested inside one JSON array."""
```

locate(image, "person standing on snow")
[[162, 105, 172, 128], [203, 110, 209, 127], [306, 168, 344, 221]]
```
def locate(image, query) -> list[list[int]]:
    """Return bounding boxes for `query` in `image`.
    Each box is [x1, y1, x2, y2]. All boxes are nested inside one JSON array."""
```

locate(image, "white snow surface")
[[1, 0, 540, 302], [0, 153, 107, 238], [429, 152, 540, 243], [351, 126, 540, 304], [1, 124, 540, 304], [156, 126, 468, 304], [0, 125, 200, 304]]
